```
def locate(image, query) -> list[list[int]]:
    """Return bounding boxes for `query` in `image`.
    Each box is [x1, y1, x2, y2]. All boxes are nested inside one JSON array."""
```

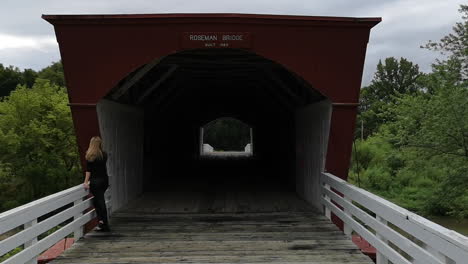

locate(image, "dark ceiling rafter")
[[150, 78, 188, 116], [111, 58, 161, 100], [260, 68, 304, 106], [254, 77, 296, 112], [108, 49, 324, 117], [136, 64, 178, 104]]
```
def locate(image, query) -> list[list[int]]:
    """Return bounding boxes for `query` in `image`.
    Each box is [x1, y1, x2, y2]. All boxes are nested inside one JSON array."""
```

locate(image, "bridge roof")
[[43, 13, 381, 26]]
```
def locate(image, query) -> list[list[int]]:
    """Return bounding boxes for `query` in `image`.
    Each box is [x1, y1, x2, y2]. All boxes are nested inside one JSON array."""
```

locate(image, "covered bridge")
[[45, 13, 376, 212]]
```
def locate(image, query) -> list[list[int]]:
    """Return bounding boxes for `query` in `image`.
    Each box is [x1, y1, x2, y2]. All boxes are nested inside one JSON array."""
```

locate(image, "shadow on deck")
[[51, 192, 373, 263]]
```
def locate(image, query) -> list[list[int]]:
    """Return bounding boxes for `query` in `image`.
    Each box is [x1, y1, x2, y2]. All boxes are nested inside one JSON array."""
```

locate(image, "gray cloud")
[[0, 45, 60, 70], [0, 0, 464, 86]]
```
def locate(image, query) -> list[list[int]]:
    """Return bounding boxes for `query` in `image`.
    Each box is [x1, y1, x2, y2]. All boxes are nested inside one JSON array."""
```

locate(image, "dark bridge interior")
[[104, 49, 325, 193]]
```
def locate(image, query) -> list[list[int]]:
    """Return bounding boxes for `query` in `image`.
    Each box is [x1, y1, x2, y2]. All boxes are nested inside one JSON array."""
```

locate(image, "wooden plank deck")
[[51, 192, 373, 263]]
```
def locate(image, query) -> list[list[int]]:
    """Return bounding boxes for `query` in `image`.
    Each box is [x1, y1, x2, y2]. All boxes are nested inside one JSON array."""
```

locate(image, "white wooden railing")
[[0, 185, 94, 264], [321, 172, 468, 264]]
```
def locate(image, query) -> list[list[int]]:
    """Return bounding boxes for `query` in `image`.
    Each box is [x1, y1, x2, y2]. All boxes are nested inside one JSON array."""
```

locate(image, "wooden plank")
[[117, 191, 318, 214], [46, 192, 373, 264], [111, 210, 322, 218], [376, 215, 389, 264], [52, 253, 371, 263], [24, 219, 38, 264], [87, 224, 339, 232], [73, 198, 84, 240], [62, 249, 364, 258], [68, 240, 360, 253]]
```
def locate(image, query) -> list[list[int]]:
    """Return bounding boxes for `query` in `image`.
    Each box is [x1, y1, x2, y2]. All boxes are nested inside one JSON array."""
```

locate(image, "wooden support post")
[[199, 127, 204, 155], [343, 196, 353, 237], [24, 219, 38, 264], [104, 188, 112, 223], [376, 215, 389, 264], [249, 128, 254, 154], [74, 198, 84, 240], [324, 183, 331, 220]]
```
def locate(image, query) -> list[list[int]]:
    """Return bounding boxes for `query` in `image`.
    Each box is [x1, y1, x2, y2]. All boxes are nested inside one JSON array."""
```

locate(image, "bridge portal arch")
[[96, 48, 330, 211]]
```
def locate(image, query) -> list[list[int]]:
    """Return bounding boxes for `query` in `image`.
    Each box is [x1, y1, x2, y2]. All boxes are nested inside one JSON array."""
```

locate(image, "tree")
[[0, 64, 39, 99], [423, 5, 468, 84], [351, 5, 468, 219], [37, 61, 65, 87], [358, 57, 423, 138], [385, 85, 468, 156], [203, 117, 251, 151], [0, 79, 80, 211], [0, 65, 24, 99], [22, 69, 38, 88]]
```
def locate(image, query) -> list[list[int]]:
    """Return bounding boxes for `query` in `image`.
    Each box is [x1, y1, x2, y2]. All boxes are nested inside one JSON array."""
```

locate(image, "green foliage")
[[358, 57, 423, 139], [0, 246, 22, 262], [203, 117, 251, 151], [349, 137, 403, 195], [37, 61, 65, 87], [0, 75, 80, 212], [0, 61, 64, 100], [353, 84, 468, 217]]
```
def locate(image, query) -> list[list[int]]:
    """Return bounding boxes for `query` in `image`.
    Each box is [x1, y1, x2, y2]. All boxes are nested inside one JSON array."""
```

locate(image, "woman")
[[83, 136, 110, 232]]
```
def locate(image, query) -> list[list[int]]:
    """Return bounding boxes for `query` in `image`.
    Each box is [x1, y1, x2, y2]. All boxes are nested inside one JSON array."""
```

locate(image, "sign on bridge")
[[181, 32, 252, 49]]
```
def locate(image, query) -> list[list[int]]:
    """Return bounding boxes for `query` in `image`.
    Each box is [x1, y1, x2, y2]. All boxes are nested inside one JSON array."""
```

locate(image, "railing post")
[[24, 219, 38, 264], [343, 196, 352, 237], [376, 215, 389, 264], [324, 183, 331, 220], [73, 198, 84, 240]]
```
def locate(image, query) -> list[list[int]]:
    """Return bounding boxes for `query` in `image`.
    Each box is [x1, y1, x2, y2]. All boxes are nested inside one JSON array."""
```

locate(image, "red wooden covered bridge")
[[1, 13, 467, 264]]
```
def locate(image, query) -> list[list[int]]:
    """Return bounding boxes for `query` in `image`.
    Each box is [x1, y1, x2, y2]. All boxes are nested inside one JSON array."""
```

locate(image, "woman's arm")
[[84, 171, 91, 190]]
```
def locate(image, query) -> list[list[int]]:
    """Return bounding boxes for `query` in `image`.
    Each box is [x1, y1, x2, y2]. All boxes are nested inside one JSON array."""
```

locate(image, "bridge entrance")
[[96, 49, 331, 213]]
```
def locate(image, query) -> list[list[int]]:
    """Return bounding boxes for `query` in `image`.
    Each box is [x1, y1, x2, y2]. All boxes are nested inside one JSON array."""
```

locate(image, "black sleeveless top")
[[86, 152, 109, 184]]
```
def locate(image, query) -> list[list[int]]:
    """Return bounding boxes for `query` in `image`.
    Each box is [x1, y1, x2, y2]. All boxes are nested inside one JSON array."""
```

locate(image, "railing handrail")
[[322, 172, 468, 249], [0, 184, 93, 264], [321, 172, 468, 264], [0, 185, 86, 234]]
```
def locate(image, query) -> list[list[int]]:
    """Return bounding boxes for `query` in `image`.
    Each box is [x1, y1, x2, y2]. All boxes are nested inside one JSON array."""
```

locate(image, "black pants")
[[90, 179, 109, 225]]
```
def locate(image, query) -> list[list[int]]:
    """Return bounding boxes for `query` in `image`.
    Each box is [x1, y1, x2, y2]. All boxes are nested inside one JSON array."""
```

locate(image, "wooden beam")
[[255, 78, 295, 112], [136, 65, 178, 104], [262, 69, 303, 106], [111, 58, 161, 100], [151, 80, 188, 115]]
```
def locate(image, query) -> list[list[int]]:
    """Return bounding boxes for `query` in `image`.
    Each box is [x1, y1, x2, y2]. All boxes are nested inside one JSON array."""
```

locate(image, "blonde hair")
[[85, 136, 104, 161]]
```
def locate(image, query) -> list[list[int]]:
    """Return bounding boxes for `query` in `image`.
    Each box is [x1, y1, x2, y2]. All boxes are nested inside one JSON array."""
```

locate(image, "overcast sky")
[[0, 0, 464, 86]]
